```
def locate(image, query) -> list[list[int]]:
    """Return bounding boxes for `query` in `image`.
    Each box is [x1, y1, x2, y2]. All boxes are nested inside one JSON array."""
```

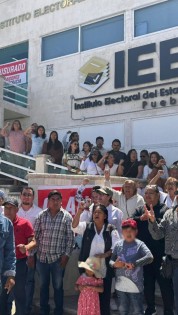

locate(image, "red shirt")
[[13, 215, 34, 260]]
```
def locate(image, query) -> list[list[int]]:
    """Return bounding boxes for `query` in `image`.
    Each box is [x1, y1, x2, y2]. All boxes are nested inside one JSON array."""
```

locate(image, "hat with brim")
[[3, 198, 19, 208], [78, 257, 103, 278], [97, 186, 113, 197]]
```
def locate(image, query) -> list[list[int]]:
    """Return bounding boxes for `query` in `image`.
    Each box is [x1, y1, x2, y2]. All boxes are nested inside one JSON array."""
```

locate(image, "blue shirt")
[[110, 239, 153, 293], [30, 134, 47, 156], [0, 214, 16, 279]]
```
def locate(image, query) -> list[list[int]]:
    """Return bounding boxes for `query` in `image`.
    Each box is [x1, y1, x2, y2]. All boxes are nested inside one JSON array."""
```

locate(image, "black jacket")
[[79, 222, 115, 276], [132, 202, 168, 262]]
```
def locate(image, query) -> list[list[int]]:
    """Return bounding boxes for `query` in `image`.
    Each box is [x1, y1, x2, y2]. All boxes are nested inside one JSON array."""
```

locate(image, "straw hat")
[[78, 257, 103, 278]]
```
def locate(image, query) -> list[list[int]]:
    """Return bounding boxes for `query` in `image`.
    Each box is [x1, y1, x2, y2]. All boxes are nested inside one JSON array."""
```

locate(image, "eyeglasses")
[[140, 155, 146, 158], [22, 193, 33, 197]]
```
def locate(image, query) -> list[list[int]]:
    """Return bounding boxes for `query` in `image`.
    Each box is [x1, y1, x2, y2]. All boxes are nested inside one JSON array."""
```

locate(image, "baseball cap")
[[122, 219, 137, 230], [92, 185, 101, 192], [97, 187, 113, 197], [3, 198, 19, 208]]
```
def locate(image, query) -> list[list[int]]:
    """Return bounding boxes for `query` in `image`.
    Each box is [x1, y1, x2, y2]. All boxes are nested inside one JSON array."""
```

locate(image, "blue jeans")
[[26, 255, 37, 314], [37, 259, 65, 315], [172, 265, 178, 315], [116, 290, 144, 315], [14, 258, 28, 315]]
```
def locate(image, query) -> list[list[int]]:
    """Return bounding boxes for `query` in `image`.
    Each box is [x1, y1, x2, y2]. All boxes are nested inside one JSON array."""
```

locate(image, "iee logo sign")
[[115, 38, 178, 89]]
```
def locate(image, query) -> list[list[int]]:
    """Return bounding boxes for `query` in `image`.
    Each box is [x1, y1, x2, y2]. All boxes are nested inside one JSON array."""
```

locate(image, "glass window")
[[41, 28, 79, 61], [0, 42, 28, 65], [81, 15, 124, 51], [135, 0, 178, 37]]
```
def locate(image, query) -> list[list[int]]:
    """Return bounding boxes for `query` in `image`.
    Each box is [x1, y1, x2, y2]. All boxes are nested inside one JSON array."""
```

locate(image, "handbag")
[[160, 255, 173, 279]]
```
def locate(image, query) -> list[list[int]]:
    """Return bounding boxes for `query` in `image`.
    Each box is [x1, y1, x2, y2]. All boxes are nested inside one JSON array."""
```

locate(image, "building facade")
[[0, 0, 178, 165]]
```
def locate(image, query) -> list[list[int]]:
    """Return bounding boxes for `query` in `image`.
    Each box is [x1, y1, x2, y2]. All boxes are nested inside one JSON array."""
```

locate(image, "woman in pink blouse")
[[1, 120, 26, 154]]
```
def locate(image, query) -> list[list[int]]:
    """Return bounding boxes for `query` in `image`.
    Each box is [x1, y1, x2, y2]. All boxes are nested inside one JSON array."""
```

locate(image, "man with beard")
[[18, 187, 42, 315]]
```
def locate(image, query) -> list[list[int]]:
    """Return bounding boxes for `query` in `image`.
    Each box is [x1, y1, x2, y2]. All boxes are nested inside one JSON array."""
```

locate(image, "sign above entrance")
[[0, 59, 27, 85]]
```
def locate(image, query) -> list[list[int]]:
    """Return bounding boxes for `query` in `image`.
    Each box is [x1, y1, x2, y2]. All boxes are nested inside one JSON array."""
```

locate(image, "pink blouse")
[[9, 130, 26, 153]]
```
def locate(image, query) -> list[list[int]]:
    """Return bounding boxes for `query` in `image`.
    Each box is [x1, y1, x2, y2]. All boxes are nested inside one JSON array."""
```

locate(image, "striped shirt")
[[34, 208, 74, 263]]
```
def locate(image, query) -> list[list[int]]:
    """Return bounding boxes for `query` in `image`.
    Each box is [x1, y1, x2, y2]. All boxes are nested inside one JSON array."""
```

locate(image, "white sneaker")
[[110, 298, 118, 311]]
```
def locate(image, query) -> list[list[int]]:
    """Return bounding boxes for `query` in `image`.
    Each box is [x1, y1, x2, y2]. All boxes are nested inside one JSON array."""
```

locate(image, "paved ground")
[[26, 296, 165, 315]]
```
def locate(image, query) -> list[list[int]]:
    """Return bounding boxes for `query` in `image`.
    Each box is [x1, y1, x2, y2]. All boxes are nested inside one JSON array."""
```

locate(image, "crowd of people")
[[1, 120, 178, 179], [1, 119, 178, 315], [0, 164, 178, 315]]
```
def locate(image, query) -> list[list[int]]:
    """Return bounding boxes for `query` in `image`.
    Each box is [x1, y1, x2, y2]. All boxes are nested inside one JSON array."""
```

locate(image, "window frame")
[[41, 27, 80, 62], [40, 13, 125, 63], [133, 0, 178, 39], [80, 13, 125, 52]]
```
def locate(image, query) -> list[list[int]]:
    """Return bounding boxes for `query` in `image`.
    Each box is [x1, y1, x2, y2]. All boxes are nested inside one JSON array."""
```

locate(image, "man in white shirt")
[[96, 136, 108, 156], [97, 187, 123, 238], [0, 190, 5, 214], [104, 173, 145, 219], [18, 187, 42, 315]]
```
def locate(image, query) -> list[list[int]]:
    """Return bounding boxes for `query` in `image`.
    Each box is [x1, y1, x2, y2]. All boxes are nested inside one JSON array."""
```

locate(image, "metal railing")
[[3, 81, 28, 108], [0, 148, 36, 183], [46, 161, 71, 175]]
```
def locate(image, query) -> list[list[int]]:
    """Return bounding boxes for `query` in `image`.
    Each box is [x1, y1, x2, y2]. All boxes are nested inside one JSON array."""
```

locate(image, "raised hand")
[[144, 204, 155, 223], [140, 205, 150, 221]]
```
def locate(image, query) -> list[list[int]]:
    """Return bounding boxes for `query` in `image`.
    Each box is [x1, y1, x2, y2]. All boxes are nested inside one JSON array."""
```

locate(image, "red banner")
[[0, 59, 27, 85], [38, 185, 122, 216]]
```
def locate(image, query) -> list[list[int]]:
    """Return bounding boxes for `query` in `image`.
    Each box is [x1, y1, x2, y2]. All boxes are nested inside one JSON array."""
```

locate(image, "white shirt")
[[143, 165, 169, 180], [80, 158, 103, 175], [159, 192, 175, 208], [80, 203, 123, 238], [18, 204, 42, 227], [72, 221, 120, 278], [104, 181, 145, 220], [105, 164, 118, 176]]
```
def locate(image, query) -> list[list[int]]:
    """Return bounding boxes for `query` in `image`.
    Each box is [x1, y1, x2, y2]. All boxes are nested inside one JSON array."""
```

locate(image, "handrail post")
[[0, 76, 4, 127], [35, 155, 50, 173]]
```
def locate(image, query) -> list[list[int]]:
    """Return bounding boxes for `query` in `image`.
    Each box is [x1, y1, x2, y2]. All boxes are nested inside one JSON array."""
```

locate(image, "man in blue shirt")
[[0, 213, 16, 315]]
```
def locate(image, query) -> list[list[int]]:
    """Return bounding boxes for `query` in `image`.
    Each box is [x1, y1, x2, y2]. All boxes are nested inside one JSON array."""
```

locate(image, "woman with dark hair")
[[80, 148, 103, 175], [62, 130, 79, 152], [143, 151, 169, 182], [72, 203, 120, 315], [79, 141, 92, 159], [1, 120, 26, 153], [63, 140, 81, 172], [118, 149, 143, 178], [25, 125, 47, 157], [43, 131, 63, 165], [98, 152, 119, 176]]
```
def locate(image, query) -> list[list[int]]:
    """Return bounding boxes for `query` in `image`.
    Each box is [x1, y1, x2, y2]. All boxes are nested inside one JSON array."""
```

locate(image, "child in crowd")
[[76, 257, 104, 315], [110, 219, 153, 315]]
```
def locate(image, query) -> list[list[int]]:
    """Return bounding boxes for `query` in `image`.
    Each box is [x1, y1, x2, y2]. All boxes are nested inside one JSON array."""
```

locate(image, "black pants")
[[99, 274, 112, 315], [0, 287, 8, 315], [144, 262, 174, 315]]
